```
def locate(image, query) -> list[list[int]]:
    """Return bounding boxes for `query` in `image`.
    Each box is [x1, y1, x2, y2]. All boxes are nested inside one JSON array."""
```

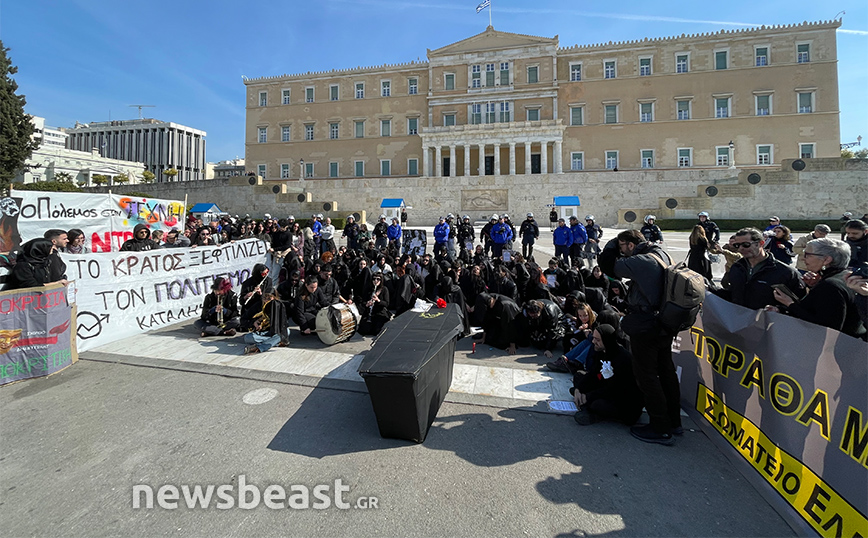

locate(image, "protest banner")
[[0, 283, 77, 386], [674, 293, 867, 537], [67, 238, 268, 352], [4, 191, 185, 252], [402, 229, 427, 256]]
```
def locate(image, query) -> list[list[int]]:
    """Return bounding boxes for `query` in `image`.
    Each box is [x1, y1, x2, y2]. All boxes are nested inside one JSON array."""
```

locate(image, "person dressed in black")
[[342, 216, 360, 251], [519, 213, 540, 260], [3, 239, 68, 291], [687, 225, 713, 280], [195, 277, 240, 337], [473, 292, 520, 350], [120, 224, 159, 252], [549, 209, 558, 231], [43, 229, 70, 282], [358, 273, 392, 336], [697, 211, 720, 246], [294, 274, 328, 335], [572, 324, 644, 426], [457, 215, 475, 259], [714, 228, 805, 310], [508, 299, 565, 359], [277, 269, 302, 308], [640, 215, 664, 244], [489, 264, 519, 302], [239, 264, 274, 330], [598, 229, 679, 445]]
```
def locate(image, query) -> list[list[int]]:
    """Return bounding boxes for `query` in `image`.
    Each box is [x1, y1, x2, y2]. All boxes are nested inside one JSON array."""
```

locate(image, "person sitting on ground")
[[572, 324, 644, 426], [239, 264, 274, 330], [489, 263, 519, 303], [584, 265, 610, 295], [358, 273, 392, 336], [508, 299, 565, 359], [63, 228, 90, 254], [473, 292, 521, 350], [293, 274, 328, 335], [371, 254, 392, 275], [714, 228, 805, 310], [769, 238, 866, 340], [151, 230, 165, 246], [243, 290, 291, 355], [195, 277, 239, 337], [844, 219, 868, 267], [764, 225, 795, 265]]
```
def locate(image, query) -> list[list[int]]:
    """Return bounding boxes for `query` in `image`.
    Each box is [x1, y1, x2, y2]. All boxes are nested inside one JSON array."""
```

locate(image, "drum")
[[316, 303, 361, 345]]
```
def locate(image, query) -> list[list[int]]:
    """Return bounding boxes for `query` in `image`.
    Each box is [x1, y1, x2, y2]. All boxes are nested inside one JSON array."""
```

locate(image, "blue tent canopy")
[[190, 203, 222, 213], [380, 198, 405, 208], [553, 196, 581, 206]]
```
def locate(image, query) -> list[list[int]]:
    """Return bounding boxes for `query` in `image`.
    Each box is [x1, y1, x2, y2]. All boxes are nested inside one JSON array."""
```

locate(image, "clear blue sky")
[[2, 0, 866, 162]]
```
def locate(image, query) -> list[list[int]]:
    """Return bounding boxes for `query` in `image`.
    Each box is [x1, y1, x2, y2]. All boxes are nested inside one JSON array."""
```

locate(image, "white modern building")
[[14, 117, 146, 186], [65, 118, 207, 183]]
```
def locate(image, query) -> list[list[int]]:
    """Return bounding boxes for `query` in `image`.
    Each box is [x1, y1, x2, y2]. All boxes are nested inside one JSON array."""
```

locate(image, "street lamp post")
[[299, 159, 305, 183], [728, 140, 736, 170]]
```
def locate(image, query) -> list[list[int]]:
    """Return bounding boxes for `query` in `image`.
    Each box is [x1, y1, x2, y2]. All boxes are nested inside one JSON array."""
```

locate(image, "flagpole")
[[489, 0, 492, 27]]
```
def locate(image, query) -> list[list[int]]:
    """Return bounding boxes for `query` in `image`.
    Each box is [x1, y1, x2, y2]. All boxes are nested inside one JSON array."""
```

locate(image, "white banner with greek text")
[[6, 191, 185, 252], [66, 239, 268, 351]]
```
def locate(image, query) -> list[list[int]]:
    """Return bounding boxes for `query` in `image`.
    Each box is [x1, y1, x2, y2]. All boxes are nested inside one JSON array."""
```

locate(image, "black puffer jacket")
[[715, 254, 805, 310]]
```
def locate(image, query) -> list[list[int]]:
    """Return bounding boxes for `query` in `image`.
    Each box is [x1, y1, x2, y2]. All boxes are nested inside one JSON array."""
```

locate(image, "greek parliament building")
[[65, 119, 207, 183], [244, 20, 839, 183]]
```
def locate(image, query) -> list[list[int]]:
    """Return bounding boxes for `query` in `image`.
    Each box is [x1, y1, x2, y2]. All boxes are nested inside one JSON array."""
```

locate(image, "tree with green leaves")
[[92, 174, 110, 186], [113, 172, 129, 184], [141, 170, 155, 184], [164, 168, 178, 182], [54, 171, 73, 183], [0, 41, 39, 188]]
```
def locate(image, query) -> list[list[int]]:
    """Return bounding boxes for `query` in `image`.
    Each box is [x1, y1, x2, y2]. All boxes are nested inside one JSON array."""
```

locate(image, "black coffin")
[[358, 304, 463, 443]]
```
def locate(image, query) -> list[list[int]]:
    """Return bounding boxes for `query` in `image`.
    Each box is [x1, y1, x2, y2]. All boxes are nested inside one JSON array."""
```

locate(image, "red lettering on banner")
[[91, 232, 113, 253]]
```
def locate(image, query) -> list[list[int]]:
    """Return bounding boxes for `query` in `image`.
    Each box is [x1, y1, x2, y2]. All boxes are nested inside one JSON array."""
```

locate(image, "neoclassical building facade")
[[244, 21, 840, 181]]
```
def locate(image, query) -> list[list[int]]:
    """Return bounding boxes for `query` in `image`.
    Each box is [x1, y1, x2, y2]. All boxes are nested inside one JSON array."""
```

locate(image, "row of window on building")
[[254, 142, 816, 180], [255, 89, 816, 143], [255, 43, 814, 106], [257, 158, 421, 180], [257, 117, 418, 143], [570, 143, 816, 171]]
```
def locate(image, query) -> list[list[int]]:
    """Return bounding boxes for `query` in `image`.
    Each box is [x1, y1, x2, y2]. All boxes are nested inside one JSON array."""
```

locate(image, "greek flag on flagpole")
[[476, 0, 490, 13]]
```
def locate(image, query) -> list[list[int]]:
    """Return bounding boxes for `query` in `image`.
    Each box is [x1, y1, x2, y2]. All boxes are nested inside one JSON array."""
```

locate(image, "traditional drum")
[[316, 303, 361, 345]]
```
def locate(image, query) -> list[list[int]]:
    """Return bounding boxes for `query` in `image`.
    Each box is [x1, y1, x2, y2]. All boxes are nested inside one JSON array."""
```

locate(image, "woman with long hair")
[[63, 229, 90, 254], [358, 272, 392, 336], [687, 225, 713, 280], [765, 225, 795, 265]]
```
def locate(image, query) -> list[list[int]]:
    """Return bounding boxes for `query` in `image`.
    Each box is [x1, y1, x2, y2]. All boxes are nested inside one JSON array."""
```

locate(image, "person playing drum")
[[293, 274, 328, 335]]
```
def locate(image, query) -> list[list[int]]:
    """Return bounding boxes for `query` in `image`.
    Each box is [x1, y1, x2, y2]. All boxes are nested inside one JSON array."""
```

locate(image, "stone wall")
[[89, 158, 868, 227]]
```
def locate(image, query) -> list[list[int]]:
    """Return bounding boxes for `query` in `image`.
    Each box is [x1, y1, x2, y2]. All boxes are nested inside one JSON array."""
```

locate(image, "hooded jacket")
[[4, 239, 55, 291], [120, 224, 160, 252]]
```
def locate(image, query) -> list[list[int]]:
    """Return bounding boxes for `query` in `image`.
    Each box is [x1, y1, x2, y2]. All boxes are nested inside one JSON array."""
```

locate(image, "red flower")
[[436, 298, 447, 308]]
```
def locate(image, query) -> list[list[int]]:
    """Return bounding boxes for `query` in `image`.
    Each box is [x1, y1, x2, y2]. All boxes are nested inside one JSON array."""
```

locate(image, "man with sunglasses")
[[713, 227, 804, 310]]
